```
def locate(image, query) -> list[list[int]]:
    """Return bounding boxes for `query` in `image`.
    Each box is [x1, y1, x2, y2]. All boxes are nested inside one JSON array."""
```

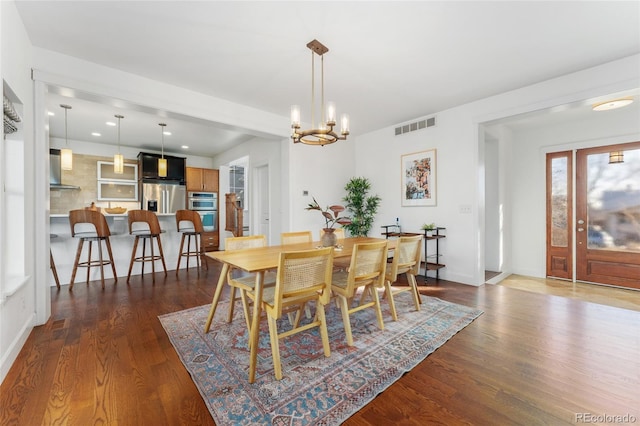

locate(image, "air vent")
[[394, 116, 436, 136]]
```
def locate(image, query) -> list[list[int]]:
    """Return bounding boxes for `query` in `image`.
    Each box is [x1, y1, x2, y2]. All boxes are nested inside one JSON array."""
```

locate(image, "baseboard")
[[0, 312, 35, 385]]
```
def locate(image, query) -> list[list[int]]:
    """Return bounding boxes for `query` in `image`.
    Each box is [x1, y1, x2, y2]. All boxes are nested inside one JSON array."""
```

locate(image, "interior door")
[[575, 142, 640, 289]]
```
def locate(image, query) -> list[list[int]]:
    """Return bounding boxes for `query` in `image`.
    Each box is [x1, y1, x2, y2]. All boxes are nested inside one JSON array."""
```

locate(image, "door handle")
[[577, 227, 584, 232], [577, 219, 585, 224]]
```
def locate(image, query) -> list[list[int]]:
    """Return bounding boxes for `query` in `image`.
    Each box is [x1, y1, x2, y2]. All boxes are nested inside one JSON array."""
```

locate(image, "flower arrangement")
[[305, 197, 352, 229]]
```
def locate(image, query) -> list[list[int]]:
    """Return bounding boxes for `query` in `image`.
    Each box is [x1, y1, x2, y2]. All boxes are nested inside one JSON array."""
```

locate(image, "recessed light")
[[91, 132, 101, 137], [47, 111, 55, 116], [181, 145, 189, 149], [106, 121, 116, 126], [163, 131, 172, 136], [592, 98, 634, 111]]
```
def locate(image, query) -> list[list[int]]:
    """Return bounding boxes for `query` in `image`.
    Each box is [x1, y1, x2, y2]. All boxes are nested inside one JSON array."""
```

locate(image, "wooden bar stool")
[[175, 209, 208, 273], [126, 210, 167, 283], [50, 234, 60, 289], [68, 209, 117, 290]]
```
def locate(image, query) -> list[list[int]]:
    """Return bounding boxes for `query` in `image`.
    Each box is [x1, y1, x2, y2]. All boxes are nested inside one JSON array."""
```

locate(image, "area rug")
[[159, 292, 483, 425]]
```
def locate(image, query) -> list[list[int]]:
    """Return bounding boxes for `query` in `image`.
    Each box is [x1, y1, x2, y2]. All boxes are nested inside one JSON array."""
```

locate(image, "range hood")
[[50, 149, 80, 189]]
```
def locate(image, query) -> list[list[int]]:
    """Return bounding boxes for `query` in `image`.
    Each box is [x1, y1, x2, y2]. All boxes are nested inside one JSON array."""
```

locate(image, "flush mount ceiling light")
[[158, 123, 167, 177], [291, 39, 349, 146], [592, 97, 634, 111], [60, 104, 73, 171], [114, 114, 124, 174]]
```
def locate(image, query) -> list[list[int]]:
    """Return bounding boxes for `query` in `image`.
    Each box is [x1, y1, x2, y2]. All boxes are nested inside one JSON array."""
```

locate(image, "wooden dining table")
[[204, 236, 395, 383]]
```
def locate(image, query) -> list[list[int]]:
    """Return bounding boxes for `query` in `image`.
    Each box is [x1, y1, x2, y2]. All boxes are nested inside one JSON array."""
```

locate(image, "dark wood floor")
[[1, 264, 638, 425]]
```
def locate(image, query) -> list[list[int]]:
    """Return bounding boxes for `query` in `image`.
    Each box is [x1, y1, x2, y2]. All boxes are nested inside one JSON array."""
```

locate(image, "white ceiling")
[[15, 1, 640, 157]]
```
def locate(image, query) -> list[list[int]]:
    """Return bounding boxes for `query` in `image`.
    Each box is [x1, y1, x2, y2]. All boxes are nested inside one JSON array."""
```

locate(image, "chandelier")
[[291, 39, 349, 146]]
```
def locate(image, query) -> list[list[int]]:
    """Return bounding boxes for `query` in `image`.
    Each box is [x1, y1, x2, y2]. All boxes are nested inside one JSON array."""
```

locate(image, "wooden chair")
[[175, 209, 207, 273], [384, 235, 423, 320], [126, 210, 167, 283], [225, 193, 244, 237], [261, 247, 334, 380], [224, 235, 276, 330], [331, 240, 388, 346], [281, 230, 313, 245], [68, 209, 117, 290]]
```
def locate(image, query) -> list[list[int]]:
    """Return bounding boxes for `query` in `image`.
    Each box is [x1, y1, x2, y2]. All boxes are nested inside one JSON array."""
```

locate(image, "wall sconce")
[[608, 151, 624, 164]]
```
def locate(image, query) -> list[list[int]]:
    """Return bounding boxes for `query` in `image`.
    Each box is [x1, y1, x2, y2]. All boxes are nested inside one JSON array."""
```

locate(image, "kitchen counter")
[[49, 212, 198, 287]]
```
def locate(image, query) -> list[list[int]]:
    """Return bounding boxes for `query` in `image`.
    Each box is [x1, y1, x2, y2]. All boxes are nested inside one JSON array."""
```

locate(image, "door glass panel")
[[586, 148, 640, 251], [551, 157, 569, 247]]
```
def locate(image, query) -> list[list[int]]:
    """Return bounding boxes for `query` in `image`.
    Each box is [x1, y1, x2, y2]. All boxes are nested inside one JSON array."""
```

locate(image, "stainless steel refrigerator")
[[140, 181, 186, 214]]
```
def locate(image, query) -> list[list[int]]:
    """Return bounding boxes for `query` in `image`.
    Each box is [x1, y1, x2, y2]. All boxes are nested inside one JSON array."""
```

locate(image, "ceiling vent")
[[394, 116, 436, 136]]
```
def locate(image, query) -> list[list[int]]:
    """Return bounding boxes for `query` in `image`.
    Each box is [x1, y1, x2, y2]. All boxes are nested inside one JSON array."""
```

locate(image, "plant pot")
[[321, 228, 338, 247]]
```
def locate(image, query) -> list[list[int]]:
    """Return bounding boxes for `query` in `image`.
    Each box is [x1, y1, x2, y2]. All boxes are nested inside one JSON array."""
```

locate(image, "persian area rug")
[[159, 292, 483, 425]]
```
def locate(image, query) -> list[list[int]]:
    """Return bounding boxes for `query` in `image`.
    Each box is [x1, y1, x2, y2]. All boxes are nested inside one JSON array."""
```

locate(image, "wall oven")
[[188, 192, 218, 232]]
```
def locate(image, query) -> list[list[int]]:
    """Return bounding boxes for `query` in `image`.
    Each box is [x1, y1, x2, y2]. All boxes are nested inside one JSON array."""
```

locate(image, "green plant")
[[421, 223, 436, 231], [342, 177, 381, 237], [305, 197, 352, 229]]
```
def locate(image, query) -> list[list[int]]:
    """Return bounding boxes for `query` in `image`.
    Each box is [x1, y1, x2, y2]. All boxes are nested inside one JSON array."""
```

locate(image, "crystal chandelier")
[[291, 39, 349, 146]]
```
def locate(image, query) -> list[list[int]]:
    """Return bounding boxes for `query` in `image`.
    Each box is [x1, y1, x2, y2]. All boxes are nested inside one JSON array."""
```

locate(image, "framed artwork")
[[401, 149, 436, 206]]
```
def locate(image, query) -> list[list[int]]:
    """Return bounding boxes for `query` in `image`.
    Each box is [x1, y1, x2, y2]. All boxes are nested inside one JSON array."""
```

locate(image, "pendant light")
[[114, 114, 124, 174], [158, 123, 167, 177], [60, 104, 73, 170], [290, 39, 349, 146]]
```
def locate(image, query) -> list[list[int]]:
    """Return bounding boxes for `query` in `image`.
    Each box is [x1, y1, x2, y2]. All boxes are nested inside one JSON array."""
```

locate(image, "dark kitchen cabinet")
[[137, 152, 186, 182]]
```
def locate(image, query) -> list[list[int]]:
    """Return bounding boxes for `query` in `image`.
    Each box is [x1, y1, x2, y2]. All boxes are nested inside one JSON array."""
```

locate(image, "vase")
[[321, 228, 338, 247]]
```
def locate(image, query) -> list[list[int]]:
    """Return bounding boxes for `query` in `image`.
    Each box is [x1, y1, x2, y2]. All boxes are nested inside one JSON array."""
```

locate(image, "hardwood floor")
[[1, 265, 638, 425]]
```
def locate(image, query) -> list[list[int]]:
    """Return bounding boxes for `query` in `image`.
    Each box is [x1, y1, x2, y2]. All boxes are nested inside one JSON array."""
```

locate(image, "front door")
[[575, 142, 640, 289]]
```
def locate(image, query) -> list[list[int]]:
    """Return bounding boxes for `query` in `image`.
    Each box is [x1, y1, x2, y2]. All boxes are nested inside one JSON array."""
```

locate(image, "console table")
[[381, 225, 446, 281]]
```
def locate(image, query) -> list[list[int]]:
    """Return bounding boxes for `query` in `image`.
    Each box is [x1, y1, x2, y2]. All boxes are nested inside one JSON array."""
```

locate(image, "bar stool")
[[50, 234, 60, 289], [69, 209, 117, 290], [127, 210, 167, 283], [176, 209, 208, 273]]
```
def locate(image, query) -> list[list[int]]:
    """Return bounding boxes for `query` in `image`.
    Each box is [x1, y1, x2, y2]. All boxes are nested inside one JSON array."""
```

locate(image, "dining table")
[[204, 236, 396, 383]]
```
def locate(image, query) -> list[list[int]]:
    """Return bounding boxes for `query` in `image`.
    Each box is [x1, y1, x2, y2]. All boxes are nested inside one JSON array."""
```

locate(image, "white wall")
[[287, 138, 355, 239], [354, 55, 640, 286], [1, 0, 36, 384]]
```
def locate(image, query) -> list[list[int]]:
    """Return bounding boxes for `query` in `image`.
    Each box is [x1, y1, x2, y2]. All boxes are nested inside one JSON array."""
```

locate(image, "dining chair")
[[384, 235, 423, 320], [280, 230, 313, 245], [331, 240, 388, 346], [261, 247, 334, 380], [225, 235, 276, 330]]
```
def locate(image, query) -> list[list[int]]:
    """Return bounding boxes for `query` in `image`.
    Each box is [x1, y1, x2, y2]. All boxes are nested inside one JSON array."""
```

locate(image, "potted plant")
[[305, 197, 352, 247], [343, 177, 381, 237]]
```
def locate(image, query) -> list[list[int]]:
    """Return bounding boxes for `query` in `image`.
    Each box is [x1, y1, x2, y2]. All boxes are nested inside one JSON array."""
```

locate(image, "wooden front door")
[[575, 142, 640, 289]]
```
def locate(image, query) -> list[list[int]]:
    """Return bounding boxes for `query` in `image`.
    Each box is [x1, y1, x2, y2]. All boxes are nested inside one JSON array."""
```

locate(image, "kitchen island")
[[49, 212, 202, 287]]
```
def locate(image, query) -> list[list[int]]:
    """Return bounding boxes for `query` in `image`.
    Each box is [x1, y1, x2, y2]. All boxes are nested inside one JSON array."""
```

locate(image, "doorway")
[[546, 141, 640, 289]]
